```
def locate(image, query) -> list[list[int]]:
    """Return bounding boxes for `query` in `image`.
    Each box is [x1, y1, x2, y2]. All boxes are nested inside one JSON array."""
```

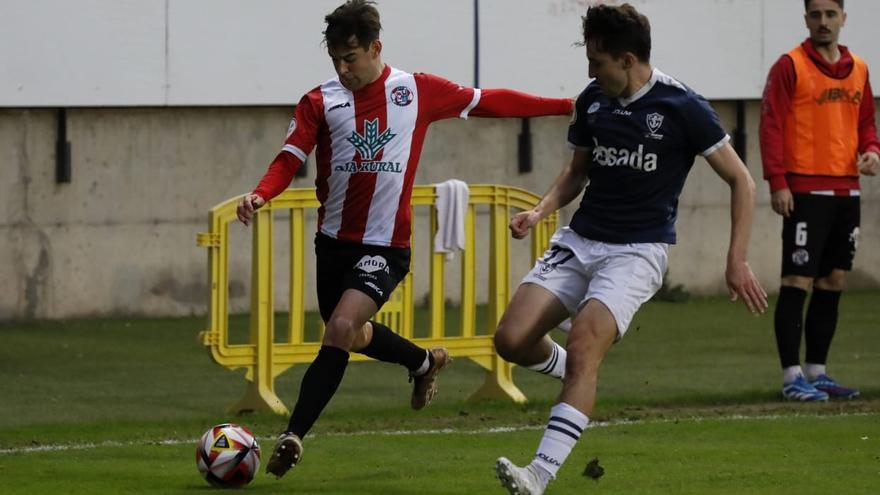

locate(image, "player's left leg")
[[804, 197, 860, 398], [496, 300, 616, 495], [495, 242, 666, 495], [314, 235, 449, 409], [335, 245, 449, 410]]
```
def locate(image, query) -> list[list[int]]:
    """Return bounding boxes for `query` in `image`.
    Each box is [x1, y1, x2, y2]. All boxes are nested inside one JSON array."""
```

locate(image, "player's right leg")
[[267, 289, 378, 479], [495, 230, 588, 381], [494, 283, 570, 379]]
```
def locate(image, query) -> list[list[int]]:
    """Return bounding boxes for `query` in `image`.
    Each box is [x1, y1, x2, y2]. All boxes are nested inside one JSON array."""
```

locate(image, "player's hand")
[[770, 188, 794, 217], [509, 209, 541, 239], [236, 193, 266, 226], [857, 151, 879, 176], [725, 260, 768, 314]]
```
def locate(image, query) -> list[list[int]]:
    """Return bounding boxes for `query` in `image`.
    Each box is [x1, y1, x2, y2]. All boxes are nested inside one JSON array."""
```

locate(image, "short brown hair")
[[323, 0, 382, 50], [582, 3, 651, 62], [805, 0, 843, 10]]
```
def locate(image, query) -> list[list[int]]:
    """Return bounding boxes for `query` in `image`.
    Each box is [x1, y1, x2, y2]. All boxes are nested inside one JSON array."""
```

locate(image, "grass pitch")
[[1, 292, 878, 493]]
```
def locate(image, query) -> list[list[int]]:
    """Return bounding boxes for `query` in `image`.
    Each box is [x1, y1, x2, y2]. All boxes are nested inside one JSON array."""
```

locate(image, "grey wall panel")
[[482, 0, 765, 99], [3, 1, 880, 106], [0, 0, 166, 106], [166, 0, 333, 106], [479, 0, 587, 96], [377, 0, 473, 87], [166, 0, 474, 105], [762, 0, 880, 94]]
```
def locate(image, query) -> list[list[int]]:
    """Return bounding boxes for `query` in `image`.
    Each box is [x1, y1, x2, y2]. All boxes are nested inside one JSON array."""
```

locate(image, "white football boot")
[[495, 457, 548, 495]]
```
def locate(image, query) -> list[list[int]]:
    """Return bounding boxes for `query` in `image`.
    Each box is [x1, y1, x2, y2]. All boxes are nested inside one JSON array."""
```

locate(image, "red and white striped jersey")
[[281, 65, 480, 248]]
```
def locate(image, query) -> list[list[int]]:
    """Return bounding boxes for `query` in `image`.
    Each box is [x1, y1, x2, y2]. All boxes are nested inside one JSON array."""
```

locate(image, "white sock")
[[530, 402, 589, 478], [413, 350, 430, 376], [804, 363, 826, 381], [526, 341, 566, 380], [783, 365, 803, 384]]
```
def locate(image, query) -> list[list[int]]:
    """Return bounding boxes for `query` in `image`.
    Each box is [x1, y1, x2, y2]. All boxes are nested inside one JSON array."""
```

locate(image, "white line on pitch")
[[0, 411, 874, 455]]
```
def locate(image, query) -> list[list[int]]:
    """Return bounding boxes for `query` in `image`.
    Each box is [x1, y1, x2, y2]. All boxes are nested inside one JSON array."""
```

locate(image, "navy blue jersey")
[[568, 69, 728, 244]]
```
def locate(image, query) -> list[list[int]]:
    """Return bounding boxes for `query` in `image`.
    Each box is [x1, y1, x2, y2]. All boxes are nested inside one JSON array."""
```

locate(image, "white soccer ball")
[[196, 423, 261, 488]]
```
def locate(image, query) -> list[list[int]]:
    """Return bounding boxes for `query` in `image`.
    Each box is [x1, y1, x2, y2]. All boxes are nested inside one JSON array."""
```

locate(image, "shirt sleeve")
[[858, 73, 880, 155], [252, 91, 322, 201], [470, 88, 573, 118], [253, 152, 302, 201], [759, 55, 796, 192], [279, 91, 322, 163], [567, 89, 595, 149], [683, 92, 729, 157], [414, 73, 481, 122]]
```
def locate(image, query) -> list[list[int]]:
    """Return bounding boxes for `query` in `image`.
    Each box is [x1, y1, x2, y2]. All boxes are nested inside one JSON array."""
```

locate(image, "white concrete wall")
[[4, 0, 880, 105]]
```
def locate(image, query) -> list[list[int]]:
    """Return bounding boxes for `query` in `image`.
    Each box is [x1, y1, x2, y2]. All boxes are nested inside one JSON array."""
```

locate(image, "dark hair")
[[581, 3, 651, 62], [804, 0, 843, 10], [323, 0, 382, 50]]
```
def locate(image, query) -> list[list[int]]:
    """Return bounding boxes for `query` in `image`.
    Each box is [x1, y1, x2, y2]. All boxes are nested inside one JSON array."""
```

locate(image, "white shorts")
[[521, 227, 669, 338]]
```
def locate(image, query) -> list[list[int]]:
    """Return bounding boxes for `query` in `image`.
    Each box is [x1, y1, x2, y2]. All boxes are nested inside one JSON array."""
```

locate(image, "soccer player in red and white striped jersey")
[[236, 1, 573, 480]]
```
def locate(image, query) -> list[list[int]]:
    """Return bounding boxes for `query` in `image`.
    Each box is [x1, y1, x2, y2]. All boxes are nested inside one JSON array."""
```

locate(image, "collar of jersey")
[[616, 67, 659, 108]]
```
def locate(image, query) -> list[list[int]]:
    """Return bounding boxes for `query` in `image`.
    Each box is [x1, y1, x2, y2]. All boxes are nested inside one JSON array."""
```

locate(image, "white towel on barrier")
[[433, 179, 469, 260]]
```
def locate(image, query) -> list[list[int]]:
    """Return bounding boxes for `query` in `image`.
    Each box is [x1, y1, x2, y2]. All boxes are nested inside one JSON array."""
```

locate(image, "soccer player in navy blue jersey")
[[492, 4, 768, 494]]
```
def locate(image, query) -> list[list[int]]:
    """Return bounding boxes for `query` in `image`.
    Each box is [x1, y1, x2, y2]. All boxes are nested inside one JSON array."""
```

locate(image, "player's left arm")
[[414, 73, 572, 122], [856, 74, 880, 176], [470, 88, 573, 118], [704, 143, 768, 314]]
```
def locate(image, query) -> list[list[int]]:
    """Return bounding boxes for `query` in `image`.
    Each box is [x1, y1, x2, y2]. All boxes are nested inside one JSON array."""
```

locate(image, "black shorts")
[[314, 233, 411, 322], [781, 194, 860, 278]]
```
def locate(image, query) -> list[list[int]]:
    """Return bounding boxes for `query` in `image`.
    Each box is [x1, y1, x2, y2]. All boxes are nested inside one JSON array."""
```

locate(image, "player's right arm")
[[511, 88, 595, 239], [237, 91, 322, 226], [759, 55, 796, 217], [510, 147, 592, 239]]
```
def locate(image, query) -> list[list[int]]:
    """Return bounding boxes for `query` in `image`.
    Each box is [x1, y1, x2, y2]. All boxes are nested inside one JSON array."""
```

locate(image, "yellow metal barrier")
[[198, 185, 557, 415]]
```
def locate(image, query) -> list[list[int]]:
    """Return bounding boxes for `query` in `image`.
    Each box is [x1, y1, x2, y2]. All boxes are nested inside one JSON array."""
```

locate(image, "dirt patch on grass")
[[598, 397, 880, 423]]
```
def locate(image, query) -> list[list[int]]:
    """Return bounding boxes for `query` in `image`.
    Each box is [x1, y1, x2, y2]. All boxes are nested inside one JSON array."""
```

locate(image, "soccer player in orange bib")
[[759, 0, 878, 401]]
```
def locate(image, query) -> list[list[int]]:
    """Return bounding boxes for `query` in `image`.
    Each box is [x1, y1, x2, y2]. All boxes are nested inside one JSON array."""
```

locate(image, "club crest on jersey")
[[355, 255, 390, 274], [390, 86, 413, 106], [646, 112, 665, 140]]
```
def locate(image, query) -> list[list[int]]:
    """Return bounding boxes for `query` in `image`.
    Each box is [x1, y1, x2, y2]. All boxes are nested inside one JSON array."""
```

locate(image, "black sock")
[[287, 345, 349, 438], [359, 321, 427, 372], [804, 288, 842, 365], [774, 286, 807, 369]]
